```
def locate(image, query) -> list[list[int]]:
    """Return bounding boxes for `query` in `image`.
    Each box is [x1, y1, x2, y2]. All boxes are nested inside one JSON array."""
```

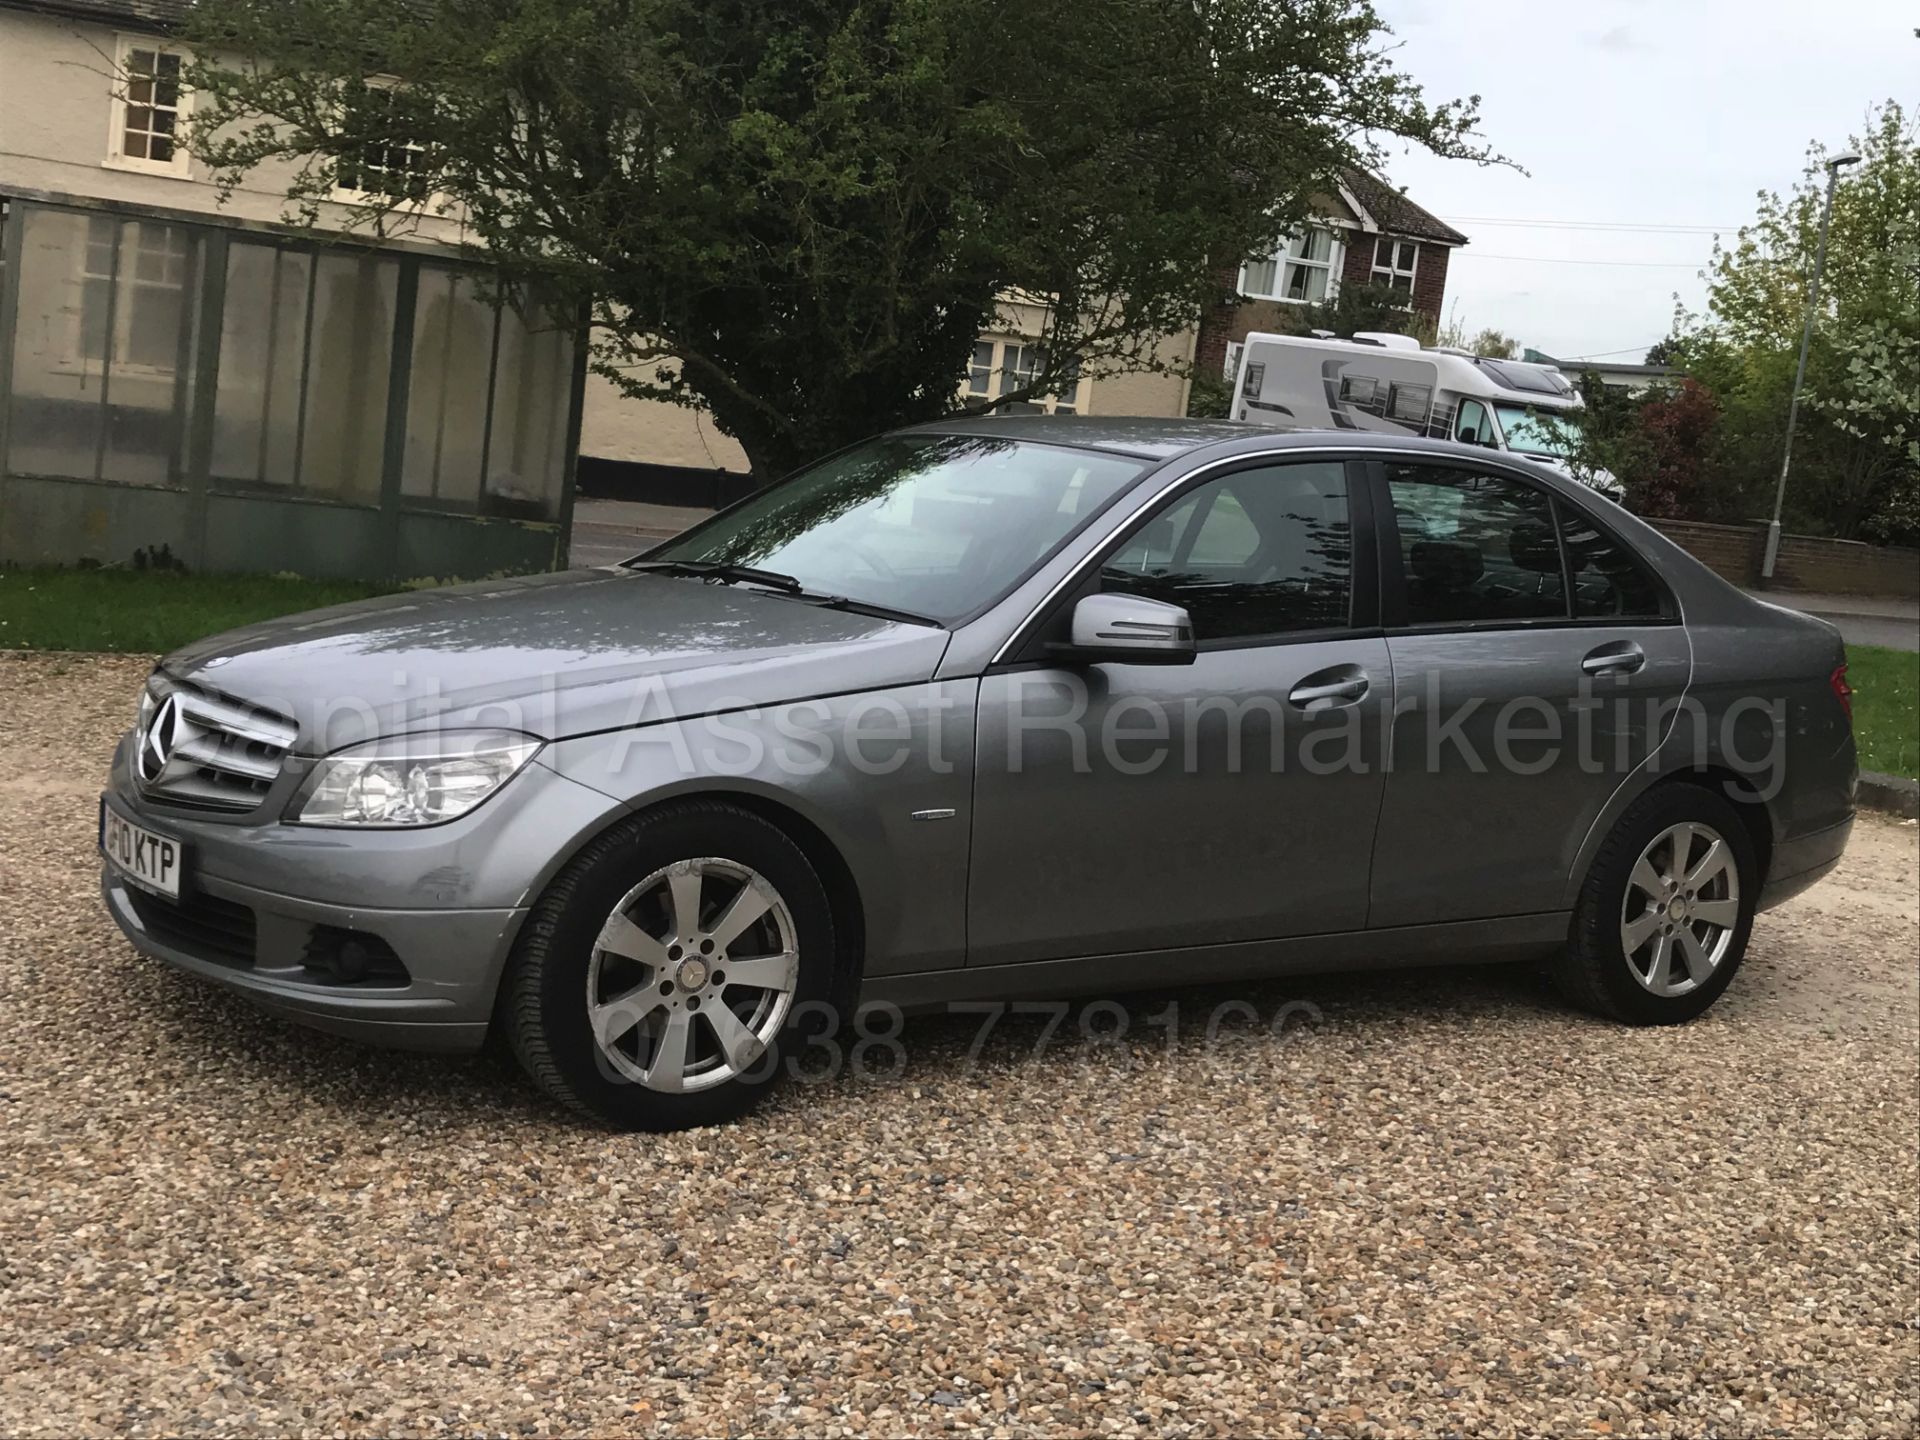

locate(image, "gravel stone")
[[2, 651, 1915, 1436]]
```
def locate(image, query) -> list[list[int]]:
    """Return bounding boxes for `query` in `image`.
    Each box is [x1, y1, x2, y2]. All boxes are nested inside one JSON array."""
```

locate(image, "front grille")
[[126, 887, 258, 968], [138, 676, 297, 813]]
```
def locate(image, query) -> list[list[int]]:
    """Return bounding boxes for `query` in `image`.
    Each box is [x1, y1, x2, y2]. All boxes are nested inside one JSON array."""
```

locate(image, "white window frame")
[[1370, 236, 1420, 292], [1238, 226, 1345, 305], [104, 35, 192, 178], [959, 336, 1086, 415], [330, 82, 433, 206]]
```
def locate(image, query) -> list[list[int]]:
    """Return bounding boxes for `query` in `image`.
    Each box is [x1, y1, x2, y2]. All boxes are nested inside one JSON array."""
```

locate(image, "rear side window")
[[1387, 464, 1566, 626], [1560, 508, 1665, 618]]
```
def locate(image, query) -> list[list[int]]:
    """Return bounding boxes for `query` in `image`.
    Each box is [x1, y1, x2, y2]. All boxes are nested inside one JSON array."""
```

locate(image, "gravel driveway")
[[3, 651, 1915, 1438]]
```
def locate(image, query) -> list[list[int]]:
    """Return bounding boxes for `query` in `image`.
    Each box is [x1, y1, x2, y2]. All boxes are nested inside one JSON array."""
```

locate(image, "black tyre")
[[1560, 782, 1758, 1025], [504, 800, 837, 1130]]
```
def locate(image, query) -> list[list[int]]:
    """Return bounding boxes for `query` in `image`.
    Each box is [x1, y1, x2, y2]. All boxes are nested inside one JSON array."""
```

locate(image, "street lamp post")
[[1762, 150, 1862, 584]]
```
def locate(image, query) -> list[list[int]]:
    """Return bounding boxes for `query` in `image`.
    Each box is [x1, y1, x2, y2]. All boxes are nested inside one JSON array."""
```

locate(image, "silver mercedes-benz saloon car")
[[101, 418, 1857, 1129]]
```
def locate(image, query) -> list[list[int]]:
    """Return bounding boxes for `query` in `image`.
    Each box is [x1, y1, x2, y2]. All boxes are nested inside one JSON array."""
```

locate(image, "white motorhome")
[[1228, 332, 1622, 496]]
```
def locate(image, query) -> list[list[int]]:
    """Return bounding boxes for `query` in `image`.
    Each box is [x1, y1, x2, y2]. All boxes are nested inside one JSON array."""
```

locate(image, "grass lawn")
[[0, 568, 395, 655], [1847, 644, 1919, 780]]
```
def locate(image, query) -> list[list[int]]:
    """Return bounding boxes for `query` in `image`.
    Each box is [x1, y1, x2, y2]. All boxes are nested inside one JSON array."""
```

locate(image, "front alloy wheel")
[[587, 858, 800, 1093], [505, 801, 836, 1130]]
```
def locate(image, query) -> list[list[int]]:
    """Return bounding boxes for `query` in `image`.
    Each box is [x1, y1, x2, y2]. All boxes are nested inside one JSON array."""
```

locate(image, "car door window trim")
[[992, 451, 1379, 668], [1365, 457, 1678, 634]]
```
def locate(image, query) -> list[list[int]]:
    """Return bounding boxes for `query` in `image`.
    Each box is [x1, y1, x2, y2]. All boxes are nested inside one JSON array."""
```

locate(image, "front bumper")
[[99, 733, 619, 1051], [101, 864, 515, 1051]]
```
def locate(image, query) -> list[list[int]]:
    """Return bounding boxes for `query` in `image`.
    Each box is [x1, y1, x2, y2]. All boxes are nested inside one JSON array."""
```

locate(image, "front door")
[[967, 457, 1391, 968], [1366, 461, 1693, 926]]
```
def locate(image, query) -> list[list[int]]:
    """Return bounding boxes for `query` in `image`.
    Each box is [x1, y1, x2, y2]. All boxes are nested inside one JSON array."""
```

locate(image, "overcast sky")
[[1367, 0, 1917, 362]]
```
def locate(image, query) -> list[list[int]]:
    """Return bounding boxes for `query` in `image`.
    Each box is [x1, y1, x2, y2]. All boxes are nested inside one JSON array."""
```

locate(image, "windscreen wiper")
[[788, 592, 942, 628], [624, 559, 939, 628], [622, 559, 804, 591]]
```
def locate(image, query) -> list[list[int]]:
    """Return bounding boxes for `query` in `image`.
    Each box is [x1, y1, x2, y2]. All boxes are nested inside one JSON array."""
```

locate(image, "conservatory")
[[0, 191, 583, 579]]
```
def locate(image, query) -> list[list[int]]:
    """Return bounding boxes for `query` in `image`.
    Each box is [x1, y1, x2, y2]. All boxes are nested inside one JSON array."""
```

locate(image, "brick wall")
[[1772, 532, 1920, 599], [1411, 243, 1451, 331], [1192, 262, 1241, 386], [1651, 518, 1920, 600]]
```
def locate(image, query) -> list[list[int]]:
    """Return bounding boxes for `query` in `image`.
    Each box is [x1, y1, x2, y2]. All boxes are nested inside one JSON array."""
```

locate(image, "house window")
[[112, 41, 190, 175], [1240, 228, 1342, 304], [1371, 237, 1419, 292], [960, 337, 1085, 414], [335, 86, 432, 201]]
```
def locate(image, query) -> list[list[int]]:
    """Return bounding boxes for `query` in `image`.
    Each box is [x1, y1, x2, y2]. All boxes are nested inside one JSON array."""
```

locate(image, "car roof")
[[901, 413, 1597, 480], [899, 413, 1296, 460]]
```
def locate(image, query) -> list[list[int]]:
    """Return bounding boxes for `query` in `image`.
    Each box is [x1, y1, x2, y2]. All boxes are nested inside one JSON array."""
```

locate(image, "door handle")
[[1288, 671, 1370, 711], [1581, 641, 1645, 677]]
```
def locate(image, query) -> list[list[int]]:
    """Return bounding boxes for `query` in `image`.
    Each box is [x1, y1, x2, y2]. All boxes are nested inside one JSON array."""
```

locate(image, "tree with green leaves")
[[1674, 101, 1919, 537], [182, 0, 1494, 479]]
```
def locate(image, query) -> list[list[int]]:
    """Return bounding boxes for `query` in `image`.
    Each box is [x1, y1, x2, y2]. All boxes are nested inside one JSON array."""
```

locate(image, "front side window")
[[1454, 398, 1493, 446], [1103, 462, 1352, 641], [648, 436, 1145, 622], [1241, 228, 1342, 304], [1371, 237, 1419, 292], [113, 42, 189, 174], [1388, 465, 1565, 626]]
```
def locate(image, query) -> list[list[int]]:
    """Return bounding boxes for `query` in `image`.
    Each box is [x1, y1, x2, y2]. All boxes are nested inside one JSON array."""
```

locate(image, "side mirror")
[[1049, 593, 1196, 666]]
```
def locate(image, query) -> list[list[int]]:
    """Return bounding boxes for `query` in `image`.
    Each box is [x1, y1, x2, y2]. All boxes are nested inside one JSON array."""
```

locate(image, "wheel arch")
[[513, 781, 870, 1010], [1567, 761, 1779, 906]]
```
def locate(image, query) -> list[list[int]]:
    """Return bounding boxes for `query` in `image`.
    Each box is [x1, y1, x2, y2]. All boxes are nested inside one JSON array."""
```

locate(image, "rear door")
[[1366, 459, 1691, 927]]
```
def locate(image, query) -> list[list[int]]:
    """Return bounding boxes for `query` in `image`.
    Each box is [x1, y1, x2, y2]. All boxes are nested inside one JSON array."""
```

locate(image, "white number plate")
[[103, 807, 184, 901]]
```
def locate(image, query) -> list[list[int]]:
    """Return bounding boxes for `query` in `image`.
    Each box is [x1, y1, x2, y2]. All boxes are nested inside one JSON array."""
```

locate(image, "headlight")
[[289, 729, 543, 827]]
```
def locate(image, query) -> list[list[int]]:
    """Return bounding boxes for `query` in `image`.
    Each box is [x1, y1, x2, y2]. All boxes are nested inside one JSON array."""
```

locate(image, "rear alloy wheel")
[[505, 802, 836, 1130], [1617, 822, 1742, 998], [1561, 783, 1758, 1024]]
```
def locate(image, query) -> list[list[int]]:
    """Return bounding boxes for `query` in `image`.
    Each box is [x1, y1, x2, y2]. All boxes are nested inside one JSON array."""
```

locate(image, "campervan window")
[[1388, 383, 1432, 426], [1339, 375, 1380, 406]]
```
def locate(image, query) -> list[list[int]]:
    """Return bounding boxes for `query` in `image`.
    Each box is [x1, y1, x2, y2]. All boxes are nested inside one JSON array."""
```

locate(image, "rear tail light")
[[1830, 663, 1852, 719]]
